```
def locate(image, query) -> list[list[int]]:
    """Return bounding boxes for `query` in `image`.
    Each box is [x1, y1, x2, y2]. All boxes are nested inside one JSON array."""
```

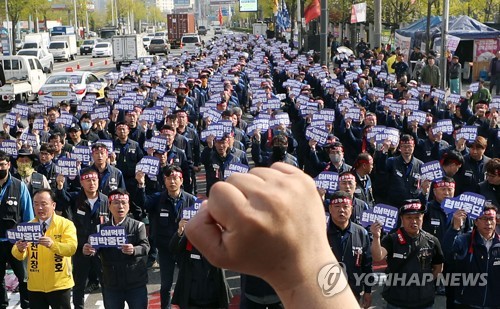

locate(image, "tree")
[[4, 0, 29, 53]]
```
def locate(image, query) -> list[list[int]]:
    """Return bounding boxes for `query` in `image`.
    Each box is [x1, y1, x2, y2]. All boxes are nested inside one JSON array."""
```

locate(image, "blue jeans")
[[158, 246, 176, 309], [102, 286, 147, 309]]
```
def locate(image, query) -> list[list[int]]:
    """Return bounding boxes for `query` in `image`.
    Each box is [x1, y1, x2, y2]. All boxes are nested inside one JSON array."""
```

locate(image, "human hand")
[[185, 163, 352, 304]]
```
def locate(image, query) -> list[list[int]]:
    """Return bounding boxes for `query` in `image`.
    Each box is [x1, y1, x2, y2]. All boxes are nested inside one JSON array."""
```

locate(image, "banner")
[[223, 163, 249, 180], [394, 32, 411, 61], [433, 35, 461, 54], [305, 126, 329, 146], [56, 158, 79, 179], [456, 126, 478, 143], [474, 39, 499, 62], [240, 0, 258, 12], [350, 2, 366, 23], [88, 226, 127, 248]]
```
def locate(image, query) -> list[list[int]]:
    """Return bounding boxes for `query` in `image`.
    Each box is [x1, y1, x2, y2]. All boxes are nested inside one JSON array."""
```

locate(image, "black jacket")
[[327, 220, 372, 295], [170, 233, 230, 308], [98, 217, 150, 291]]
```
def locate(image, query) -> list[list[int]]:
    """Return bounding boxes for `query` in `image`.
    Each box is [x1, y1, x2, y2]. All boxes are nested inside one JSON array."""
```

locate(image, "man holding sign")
[[12, 189, 77, 309], [371, 199, 444, 309], [455, 136, 490, 195], [83, 189, 150, 309], [135, 166, 197, 309], [443, 204, 500, 308]]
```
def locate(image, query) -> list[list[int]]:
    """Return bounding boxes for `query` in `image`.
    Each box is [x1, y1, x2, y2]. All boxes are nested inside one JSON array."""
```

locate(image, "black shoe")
[[84, 282, 100, 294]]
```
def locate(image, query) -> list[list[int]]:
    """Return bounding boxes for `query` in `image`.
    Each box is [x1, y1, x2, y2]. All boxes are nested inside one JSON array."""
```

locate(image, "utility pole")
[[440, 0, 449, 89], [374, 0, 381, 49], [320, 0, 328, 65], [296, 0, 302, 50]]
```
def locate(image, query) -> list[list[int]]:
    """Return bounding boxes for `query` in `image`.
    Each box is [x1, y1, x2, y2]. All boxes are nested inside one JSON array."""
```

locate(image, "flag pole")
[[320, 0, 328, 65]]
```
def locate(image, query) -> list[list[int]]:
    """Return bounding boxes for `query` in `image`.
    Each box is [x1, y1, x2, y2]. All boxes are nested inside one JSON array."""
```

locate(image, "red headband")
[[166, 171, 183, 179], [92, 147, 108, 153], [339, 174, 356, 182], [400, 139, 415, 145], [357, 159, 371, 165], [81, 173, 98, 181], [330, 198, 352, 205], [433, 181, 455, 189], [109, 194, 129, 202], [482, 209, 497, 218]]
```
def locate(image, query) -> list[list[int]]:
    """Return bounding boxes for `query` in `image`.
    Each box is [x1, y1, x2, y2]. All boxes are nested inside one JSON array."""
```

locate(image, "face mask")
[[17, 162, 34, 178], [28, 123, 33, 130], [0, 169, 7, 179], [329, 154, 342, 163], [81, 122, 91, 131]]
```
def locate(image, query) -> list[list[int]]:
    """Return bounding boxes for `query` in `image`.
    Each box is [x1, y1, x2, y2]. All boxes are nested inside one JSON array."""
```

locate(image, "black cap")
[[68, 124, 81, 132], [399, 199, 426, 215]]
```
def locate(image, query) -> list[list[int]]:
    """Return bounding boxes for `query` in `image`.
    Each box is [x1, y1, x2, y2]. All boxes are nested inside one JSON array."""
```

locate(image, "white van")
[[181, 34, 201, 54]]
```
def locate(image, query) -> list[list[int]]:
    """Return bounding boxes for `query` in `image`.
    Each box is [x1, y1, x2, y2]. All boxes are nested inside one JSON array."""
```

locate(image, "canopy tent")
[[396, 15, 500, 49]]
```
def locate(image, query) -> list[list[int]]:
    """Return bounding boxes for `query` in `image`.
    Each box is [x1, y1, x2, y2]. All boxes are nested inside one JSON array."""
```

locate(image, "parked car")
[[198, 26, 207, 35], [14, 39, 23, 51], [142, 36, 152, 50], [80, 39, 99, 55], [17, 48, 54, 73], [38, 71, 106, 102], [92, 42, 112, 57], [148, 38, 170, 55], [181, 34, 201, 55]]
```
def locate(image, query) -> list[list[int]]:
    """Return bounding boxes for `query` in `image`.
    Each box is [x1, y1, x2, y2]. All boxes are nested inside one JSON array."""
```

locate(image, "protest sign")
[[433, 119, 454, 135], [33, 118, 45, 131], [0, 140, 18, 158], [420, 160, 444, 181], [55, 112, 74, 127], [70, 146, 92, 166], [305, 126, 329, 146], [88, 226, 127, 248], [91, 106, 110, 121], [182, 198, 204, 220], [135, 156, 161, 177], [96, 140, 114, 153], [408, 110, 427, 126], [4, 113, 17, 128], [55, 158, 79, 179], [360, 204, 399, 232], [223, 163, 249, 180], [374, 127, 400, 146], [441, 192, 485, 219], [144, 136, 168, 153], [456, 126, 478, 143], [314, 172, 339, 193], [345, 107, 361, 122], [7, 223, 42, 243]]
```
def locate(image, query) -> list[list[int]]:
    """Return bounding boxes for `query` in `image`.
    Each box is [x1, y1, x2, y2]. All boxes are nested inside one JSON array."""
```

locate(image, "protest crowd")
[[0, 32, 499, 309]]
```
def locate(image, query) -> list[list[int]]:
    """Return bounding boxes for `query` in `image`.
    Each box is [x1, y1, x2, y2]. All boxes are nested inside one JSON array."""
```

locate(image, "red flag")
[[304, 0, 320, 24], [218, 7, 224, 26]]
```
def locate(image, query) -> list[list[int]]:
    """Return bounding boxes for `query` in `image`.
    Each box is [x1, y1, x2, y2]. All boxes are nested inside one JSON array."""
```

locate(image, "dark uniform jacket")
[[170, 234, 230, 308], [98, 217, 150, 291], [443, 229, 500, 308], [381, 228, 444, 308], [327, 220, 372, 295]]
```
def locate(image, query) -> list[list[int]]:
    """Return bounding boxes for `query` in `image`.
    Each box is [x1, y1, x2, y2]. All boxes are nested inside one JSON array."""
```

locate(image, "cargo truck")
[[112, 35, 147, 70], [166, 13, 196, 49], [48, 35, 77, 61]]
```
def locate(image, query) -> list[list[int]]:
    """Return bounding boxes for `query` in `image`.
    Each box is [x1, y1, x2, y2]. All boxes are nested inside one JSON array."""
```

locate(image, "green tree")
[[4, 0, 29, 52]]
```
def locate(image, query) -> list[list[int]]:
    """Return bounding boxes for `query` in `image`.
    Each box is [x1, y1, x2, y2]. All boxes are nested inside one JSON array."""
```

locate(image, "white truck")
[[22, 32, 51, 50], [0, 56, 47, 108], [48, 34, 77, 61], [112, 35, 146, 70]]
